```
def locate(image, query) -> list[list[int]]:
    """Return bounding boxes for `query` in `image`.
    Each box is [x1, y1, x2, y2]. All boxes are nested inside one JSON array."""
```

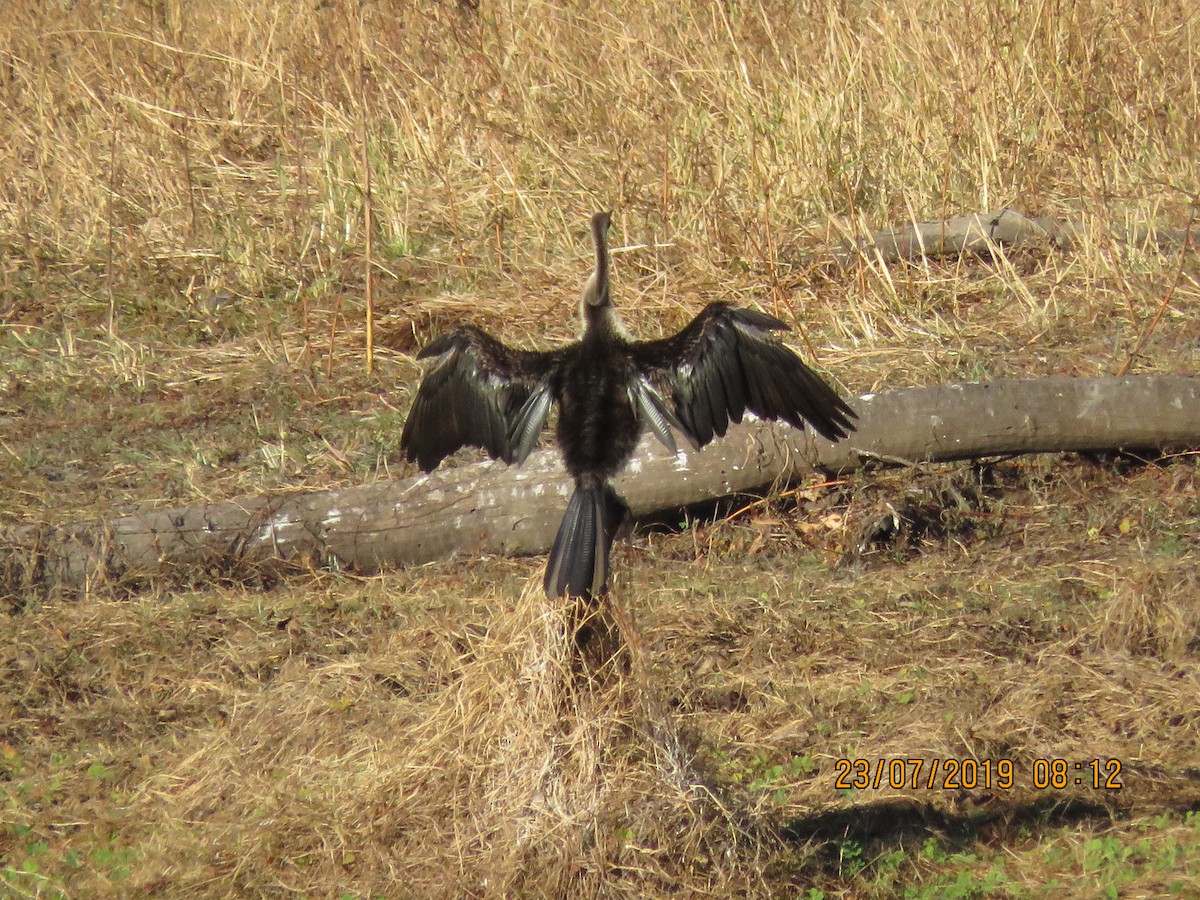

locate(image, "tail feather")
[[544, 484, 626, 600]]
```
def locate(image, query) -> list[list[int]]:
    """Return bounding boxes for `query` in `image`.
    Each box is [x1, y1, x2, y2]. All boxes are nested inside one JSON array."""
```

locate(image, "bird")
[[400, 212, 857, 601]]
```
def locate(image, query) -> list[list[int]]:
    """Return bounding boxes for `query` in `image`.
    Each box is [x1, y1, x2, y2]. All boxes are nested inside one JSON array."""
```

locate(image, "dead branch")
[[829, 207, 1197, 266], [3, 375, 1198, 600]]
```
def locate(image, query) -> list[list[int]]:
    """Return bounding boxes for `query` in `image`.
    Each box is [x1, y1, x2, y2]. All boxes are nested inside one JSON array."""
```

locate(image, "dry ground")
[[2, 0, 1200, 896]]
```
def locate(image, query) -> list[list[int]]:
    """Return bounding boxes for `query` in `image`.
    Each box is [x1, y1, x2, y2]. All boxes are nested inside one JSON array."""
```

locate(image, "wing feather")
[[630, 302, 856, 447], [630, 378, 699, 454], [509, 381, 555, 465], [400, 325, 558, 473]]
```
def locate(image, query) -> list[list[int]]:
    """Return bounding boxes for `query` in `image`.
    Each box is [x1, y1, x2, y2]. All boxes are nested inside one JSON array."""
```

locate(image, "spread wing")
[[400, 325, 558, 473], [629, 302, 857, 447]]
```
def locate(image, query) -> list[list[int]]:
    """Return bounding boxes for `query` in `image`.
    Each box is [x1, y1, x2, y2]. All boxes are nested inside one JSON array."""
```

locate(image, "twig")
[[1117, 213, 1195, 376]]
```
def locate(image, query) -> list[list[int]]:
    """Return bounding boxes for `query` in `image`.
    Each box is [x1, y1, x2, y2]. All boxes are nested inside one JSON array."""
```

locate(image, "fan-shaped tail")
[[544, 483, 627, 600]]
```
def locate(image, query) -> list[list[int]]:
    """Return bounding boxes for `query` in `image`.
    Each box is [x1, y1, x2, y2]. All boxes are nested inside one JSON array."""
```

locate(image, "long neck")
[[589, 213, 610, 307], [580, 212, 626, 340]]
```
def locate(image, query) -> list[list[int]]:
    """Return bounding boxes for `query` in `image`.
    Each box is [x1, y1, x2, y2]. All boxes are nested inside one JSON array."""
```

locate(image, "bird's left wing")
[[630, 302, 857, 448], [400, 325, 557, 473]]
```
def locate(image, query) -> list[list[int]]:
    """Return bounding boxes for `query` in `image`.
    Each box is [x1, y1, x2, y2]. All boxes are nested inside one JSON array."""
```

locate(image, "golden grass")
[[3, 0, 1197, 337], [4, 460, 1200, 896], [3, 0, 1200, 895]]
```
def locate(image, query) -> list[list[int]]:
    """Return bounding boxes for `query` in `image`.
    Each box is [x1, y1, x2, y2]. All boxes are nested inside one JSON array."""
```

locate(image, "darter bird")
[[400, 212, 857, 600]]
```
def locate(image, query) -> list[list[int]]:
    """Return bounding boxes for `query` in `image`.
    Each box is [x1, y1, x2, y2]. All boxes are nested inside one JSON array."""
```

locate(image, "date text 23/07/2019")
[[833, 757, 1124, 791]]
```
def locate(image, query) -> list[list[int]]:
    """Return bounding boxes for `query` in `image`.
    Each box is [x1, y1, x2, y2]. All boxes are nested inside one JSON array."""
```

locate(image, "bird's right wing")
[[400, 325, 557, 473], [630, 302, 857, 447]]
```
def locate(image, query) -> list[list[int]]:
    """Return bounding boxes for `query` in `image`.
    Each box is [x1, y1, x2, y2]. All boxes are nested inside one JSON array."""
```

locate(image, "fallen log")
[[2, 375, 1198, 600], [830, 207, 1196, 266]]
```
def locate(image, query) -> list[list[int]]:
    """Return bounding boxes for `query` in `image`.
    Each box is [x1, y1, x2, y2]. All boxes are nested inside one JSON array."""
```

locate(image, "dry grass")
[[4, 459, 1200, 896], [3, 0, 1200, 896]]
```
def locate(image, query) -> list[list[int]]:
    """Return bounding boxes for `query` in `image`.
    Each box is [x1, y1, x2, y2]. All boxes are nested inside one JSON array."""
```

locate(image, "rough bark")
[[829, 207, 1196, 266], [3, 375, 1198, 600]]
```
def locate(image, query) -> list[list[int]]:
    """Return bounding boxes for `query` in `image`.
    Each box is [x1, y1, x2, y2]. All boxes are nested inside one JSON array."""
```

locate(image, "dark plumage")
[[400, 212, 857, 599]]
